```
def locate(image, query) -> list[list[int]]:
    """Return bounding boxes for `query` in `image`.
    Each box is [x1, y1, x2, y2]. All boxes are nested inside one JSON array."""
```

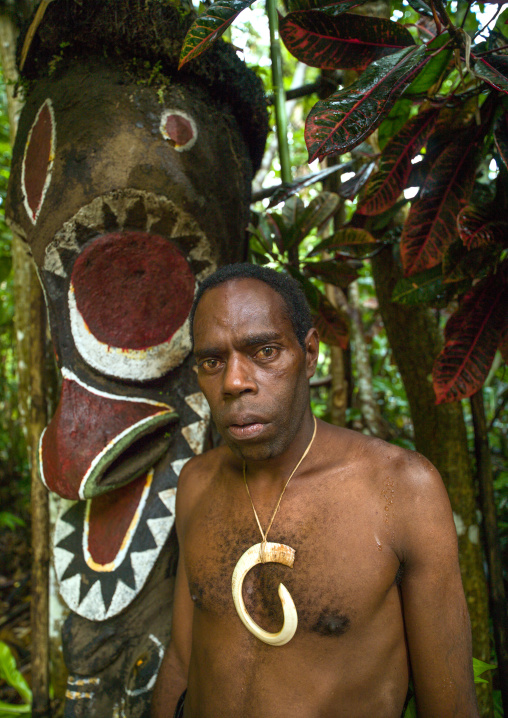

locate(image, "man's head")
[[191, 265, 319, 462], [190, 263, 314, 351]]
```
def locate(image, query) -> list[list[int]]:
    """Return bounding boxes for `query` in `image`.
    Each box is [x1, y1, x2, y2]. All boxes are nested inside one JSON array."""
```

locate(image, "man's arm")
[[151, 554, 194, 717], [397, 454, 479, 718], [151, 461, 198, 718]]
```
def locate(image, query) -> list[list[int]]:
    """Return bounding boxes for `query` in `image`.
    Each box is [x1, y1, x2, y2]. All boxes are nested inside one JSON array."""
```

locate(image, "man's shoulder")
[[321, 421, 443, 497]]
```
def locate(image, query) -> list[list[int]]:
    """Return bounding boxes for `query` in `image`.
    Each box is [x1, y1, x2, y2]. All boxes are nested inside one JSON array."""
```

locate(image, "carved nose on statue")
[[39, 370, 178, 500]]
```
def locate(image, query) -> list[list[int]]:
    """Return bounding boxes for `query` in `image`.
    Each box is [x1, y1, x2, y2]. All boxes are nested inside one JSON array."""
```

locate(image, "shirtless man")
[[151, 263, 479, 718]]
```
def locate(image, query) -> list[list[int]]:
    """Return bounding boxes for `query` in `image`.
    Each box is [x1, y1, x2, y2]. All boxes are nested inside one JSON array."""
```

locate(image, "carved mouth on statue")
[[39, 370, 179, 500], [52, 389, 211, 621]]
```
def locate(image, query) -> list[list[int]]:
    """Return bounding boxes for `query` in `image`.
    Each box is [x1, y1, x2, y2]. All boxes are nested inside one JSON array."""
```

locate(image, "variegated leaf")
[[457, 204, 508, 250], [358, 108, 438, 216], [179, 0, 253, 67], [400, 134, 479, 276], [433, 264, 508, 403], [305, 259, 359, 288], [306, 45, 427, 162], [494, 111, 508, 171], [280, 10, 414, 72], [472, 54, 508, 95], [313, 294, 349, 347]]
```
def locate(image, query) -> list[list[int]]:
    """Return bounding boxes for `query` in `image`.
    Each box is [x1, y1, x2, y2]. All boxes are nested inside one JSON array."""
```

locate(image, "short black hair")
[[190, 263, 314, 351]]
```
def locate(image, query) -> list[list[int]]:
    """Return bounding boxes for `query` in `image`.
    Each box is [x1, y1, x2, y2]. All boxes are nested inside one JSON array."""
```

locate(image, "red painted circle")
[[165, 114, 194, 146], [71, 232, 195, 349]]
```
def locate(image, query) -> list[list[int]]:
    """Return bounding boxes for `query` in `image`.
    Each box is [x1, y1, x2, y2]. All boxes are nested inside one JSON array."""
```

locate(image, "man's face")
[[193, 278, 317, 461]]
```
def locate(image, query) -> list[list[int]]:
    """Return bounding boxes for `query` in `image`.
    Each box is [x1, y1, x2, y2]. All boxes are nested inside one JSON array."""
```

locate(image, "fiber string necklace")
[[243, 414, 318, 563]]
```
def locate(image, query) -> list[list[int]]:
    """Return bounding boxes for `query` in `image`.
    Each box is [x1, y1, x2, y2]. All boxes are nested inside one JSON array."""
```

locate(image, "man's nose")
[[222, 355, 257, 396]]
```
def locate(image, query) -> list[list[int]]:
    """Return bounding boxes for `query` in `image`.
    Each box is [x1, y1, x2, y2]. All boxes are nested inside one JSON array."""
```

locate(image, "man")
[[151, 263, 479, 718]]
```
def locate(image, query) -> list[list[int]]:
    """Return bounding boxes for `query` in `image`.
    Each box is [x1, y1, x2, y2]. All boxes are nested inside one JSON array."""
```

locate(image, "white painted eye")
[[22, 98, 56, 224], [159, 110, 197, 151], [68, 231, 196, 381]]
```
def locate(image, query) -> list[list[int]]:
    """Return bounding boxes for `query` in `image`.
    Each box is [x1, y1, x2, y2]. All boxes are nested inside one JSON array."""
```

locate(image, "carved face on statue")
[[7, 22, 267, 713]]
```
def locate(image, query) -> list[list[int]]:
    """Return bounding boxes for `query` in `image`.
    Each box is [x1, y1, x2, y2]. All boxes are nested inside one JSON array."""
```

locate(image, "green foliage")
[[0, 642, 32, 716], [0, 512, 25, 530]]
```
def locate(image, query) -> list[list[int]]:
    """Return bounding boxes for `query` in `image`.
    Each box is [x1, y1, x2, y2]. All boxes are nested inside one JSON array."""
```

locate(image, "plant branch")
[[266, 79, 324, 105], [474, 4, 503, 40], [266, 0, 291, 186]]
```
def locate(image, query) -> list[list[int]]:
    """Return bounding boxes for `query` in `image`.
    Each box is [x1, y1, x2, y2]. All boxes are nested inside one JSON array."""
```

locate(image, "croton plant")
[[179, 0, 508, 404]]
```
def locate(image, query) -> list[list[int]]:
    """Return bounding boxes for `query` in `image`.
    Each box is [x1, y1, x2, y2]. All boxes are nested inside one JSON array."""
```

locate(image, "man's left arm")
[[397, 455, 479, 718]]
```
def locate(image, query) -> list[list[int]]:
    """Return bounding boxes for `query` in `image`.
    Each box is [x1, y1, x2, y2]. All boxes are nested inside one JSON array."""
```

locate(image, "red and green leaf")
[[286, 0, 366, 11], [267, 164, 348, 208], [472, 53, 508, 95], [313, 294, 350, 348], [400, 134, 479, 276], [457, 204, 508, 249], [357, 108, 438, 216], [305, 44, 427, 162], [339, 162, 376, 199], [280, 10, 414, 72], [308, 227, 377, 255], [432, 264, 508, 403], [305, 259, 359, 287], [179, 0, 253, 68], [494, 111, 508, 170]]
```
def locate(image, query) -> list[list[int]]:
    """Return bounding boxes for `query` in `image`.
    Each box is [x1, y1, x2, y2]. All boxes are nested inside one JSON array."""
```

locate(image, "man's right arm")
[[151, 461, 199, 718]]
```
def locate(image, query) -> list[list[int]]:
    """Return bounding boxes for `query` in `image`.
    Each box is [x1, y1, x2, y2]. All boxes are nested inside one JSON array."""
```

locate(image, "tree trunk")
[[470, 390, 508, 715], [371, 247, 493, 717], [0, 7, 54, 714]]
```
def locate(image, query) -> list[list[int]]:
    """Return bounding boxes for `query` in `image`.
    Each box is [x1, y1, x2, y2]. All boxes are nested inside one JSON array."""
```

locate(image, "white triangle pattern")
[[53, 513, 77, 545], [185, 392, 210, 420], [131, 548, 159, 591], [58, 573, 81, 611], [170, 458, 191, 478], [54, 546, 75, 577], [147, 516, 173, 548], [77, 580, 106, 621], [182, 420, 207, 455], [105, 580, 137, 620]]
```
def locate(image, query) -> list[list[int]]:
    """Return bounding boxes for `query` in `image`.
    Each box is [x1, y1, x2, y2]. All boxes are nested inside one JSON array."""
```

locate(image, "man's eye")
[[201, 359, 220, 370], [256, 347, 277, 359]]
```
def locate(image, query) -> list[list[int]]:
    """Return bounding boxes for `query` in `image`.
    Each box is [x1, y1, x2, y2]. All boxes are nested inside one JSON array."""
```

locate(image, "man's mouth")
[[226, 419, 267, 440]]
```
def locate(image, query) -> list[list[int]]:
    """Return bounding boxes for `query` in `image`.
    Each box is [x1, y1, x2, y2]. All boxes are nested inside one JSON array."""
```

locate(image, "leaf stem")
[[474, 3, 503, 40], [476, 43, 508, 57], [266, 1, 292, 186]]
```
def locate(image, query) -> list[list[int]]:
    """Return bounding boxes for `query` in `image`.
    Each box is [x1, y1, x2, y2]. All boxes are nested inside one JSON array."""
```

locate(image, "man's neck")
[[241, 410, 316, 492]]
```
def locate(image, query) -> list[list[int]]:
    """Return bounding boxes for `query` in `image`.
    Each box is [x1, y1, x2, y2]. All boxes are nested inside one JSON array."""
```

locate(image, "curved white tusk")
[[231, 542, 298, 646]]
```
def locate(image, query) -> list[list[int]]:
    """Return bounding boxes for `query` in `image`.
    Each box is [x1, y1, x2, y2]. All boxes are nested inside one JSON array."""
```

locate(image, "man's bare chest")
[[183, 487, 400, 638]]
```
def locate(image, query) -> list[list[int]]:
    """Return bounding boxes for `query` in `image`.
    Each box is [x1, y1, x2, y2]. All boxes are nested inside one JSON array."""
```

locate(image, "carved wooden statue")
[[6, 2, 267, 715]]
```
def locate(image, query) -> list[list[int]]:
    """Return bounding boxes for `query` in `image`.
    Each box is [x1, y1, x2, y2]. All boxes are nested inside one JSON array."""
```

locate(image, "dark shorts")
[[174, 690, 186, 718]]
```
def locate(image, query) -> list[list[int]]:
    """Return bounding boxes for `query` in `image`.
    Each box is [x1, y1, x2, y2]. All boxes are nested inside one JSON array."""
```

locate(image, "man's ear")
[[304, 327, 319, 379]]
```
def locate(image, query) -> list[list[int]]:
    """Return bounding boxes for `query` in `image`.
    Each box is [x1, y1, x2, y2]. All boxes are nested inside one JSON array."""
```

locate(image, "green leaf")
[[0, 512, 25, 530], [0, 702, 31, 715], [280, 10, 414, 72], [0, 643, 32, 706], [473, 657, 497, 684], [403, 696, 417, 718], [289, 192, 340, 248], [306, 45, 428, 162], [267, 164, 349, 208], [179, 0, 254, 68], [377, 98, 412, 148], [406, 32, 452, 96], [392, 265, 447, 305], [0, 256, 11, 283]]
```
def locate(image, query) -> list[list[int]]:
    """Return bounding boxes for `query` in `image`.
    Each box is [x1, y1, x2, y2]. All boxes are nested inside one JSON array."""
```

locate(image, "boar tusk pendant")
[[231, 542, 298, 646]]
